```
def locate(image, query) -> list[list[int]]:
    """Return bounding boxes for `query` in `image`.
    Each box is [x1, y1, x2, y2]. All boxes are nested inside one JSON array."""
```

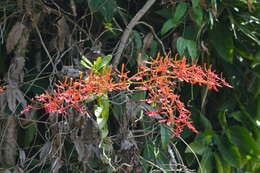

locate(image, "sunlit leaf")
[[99, 54, 112, 69], [214, 153, 224, 173]]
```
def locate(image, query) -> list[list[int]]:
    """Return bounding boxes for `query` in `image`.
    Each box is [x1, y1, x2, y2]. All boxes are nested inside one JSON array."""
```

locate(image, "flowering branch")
[[21, 54, 232, 136]]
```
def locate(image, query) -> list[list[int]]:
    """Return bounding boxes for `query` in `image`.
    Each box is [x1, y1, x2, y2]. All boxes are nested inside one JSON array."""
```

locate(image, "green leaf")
[[186, 40, 197, 58], [174, 2, 187, 22], [199, 150, 213, 173], [81, 55, 93, 69], [185, 140, 207, 155], [149, 40, 158, 57], [229, 126, 260, 155], [155, 8, 173, 19], [160, 19, 176, 35], [100, 0, 117, 22], [160, 124, 171, 149], [214, 135, 241, 168], [88, 0, 116, 22], [132, 30, 142, 51], [95, 95, 110, 139], [99, 54, 112, 69], [191, 0, 200, 7], [209, 24, 234, 63], [19, 123, 37, 147], [191, 0, 203, 25], [199, 114, 213, 131], [160, 2, 187, 35], [93, 56, 103, 71], [214, 153, 224, 173], [176, 37, 187, 55], [88, 0, 103, 12], [218, 109, 228, 131], [132, 90, 146, 100]]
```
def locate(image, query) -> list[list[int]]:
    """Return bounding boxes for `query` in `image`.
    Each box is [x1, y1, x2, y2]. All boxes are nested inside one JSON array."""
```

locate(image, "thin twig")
[[112, 0, 156, 68], [137, 21, 167, 56]]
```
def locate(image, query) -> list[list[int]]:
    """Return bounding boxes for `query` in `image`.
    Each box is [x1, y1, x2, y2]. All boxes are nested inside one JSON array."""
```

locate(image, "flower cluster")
[[21, 54, 232, 136], [129, 54, 232, 136], [21, 67, 129, 114]]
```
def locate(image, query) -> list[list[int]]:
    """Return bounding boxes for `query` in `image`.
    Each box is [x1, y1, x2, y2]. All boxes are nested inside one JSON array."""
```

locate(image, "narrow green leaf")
[[214, 153, 224, 173], [229, 126, 260, 155], [81, 55, 93, 66], [176, 37, 187, 55], [80, 60, 92, 69], [93, 56, 103, 71], [218, 109, 228, 131], [100, 54, 112, 69]]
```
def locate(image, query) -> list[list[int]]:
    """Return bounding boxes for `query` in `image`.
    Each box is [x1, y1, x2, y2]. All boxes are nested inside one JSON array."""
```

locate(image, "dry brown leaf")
[[57, 17, 70, 52], [6, 22, 26, 53], [6, 87, 27, 113], [141, 32, 153, 54], [8, 56, 25, 82], [3, 116, 17, 166], [73, 138, 92, 162], [40, 141, 52, 160], [0, 92, 7, 112], [6, 86, 16, 112]]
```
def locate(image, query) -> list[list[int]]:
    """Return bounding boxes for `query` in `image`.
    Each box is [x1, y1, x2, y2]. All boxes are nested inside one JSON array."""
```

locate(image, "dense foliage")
[[0, 0, 259, 173]]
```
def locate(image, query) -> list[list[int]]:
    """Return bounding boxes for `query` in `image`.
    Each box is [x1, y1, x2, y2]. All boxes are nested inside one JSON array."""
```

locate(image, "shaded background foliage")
[[0, 0, 259, 173]]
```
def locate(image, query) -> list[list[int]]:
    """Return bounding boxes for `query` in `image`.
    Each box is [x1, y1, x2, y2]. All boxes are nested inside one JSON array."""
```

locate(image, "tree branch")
[[112, 0, 156, 68]]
